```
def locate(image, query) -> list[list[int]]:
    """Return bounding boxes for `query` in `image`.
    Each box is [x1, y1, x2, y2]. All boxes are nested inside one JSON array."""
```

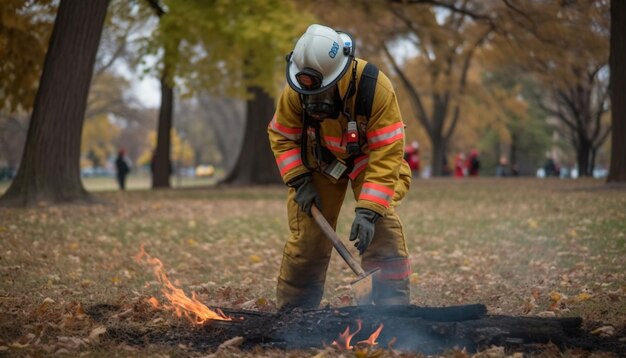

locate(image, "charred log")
[[87, 304, 625, 355]]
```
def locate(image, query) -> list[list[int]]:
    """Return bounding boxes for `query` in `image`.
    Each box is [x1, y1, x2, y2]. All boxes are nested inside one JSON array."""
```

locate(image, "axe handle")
[[311, 205, 366, 277]]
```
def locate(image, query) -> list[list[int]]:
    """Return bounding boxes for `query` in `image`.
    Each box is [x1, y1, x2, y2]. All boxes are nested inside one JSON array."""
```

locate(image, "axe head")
[[350, 268, 380, 305]]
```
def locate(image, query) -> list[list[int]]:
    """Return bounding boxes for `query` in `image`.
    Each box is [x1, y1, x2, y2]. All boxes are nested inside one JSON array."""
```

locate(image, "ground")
[[0, 177, 624, 356]]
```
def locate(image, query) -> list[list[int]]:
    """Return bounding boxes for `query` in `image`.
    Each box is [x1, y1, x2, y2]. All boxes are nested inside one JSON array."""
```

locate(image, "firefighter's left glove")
[[349, 208, 381, 255], [288, 174, 320, 217]]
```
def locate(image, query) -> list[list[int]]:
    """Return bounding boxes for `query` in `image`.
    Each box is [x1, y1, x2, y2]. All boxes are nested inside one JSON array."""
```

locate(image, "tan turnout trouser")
[[276, 163, 412, 309]]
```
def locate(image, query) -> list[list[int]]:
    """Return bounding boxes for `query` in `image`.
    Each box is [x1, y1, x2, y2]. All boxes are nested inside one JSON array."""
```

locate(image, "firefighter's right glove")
[[349, 208, 380, 255], [288, 175, 320, 217]]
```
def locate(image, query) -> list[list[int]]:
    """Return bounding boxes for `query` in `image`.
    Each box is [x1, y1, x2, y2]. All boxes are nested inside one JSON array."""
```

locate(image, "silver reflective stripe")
[[369, 127, 403, 145], [278, 153, 300, 171], [350, 157, 368, 174], [361, 185, 392, 202], [270, 119, 301, 141]]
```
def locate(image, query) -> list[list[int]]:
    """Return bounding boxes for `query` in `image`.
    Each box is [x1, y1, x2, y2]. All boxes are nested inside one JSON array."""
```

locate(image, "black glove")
[[288, 175, 320, 217], [349, 208, 380, 255]]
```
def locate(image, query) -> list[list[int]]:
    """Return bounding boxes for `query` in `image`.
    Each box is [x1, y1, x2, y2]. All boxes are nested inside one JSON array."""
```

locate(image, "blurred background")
[[0, 0, 617, 192]]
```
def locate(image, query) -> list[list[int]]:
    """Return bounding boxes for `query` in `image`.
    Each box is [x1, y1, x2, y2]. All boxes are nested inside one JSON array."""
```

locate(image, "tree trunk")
[[0, 0, 109, 207], [152, 72, 174, 188], [577, 135, 593, 177], [221, 86, 281, 185], [430, 137, 447, 176], [510, 132, 518, 171], [608, 0, 626, 182]]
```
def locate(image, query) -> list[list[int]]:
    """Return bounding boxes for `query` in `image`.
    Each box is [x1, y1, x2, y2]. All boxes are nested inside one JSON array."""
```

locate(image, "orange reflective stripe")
[[269, 115, 301, 141], [323, 135, 345, 154], [367, 122, 404, 149], [360, 182, 394, 208], [348, 154, 369, 180], [276, 148, 302, 175], [363, 258, 411, 280]]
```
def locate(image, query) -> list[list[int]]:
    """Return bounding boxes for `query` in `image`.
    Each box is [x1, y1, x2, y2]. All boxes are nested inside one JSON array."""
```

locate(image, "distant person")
[[511, 162, 520, 176], [115, 149, 131, 190], [496, 155, 508, 177], [544, 158, 558, 177], [404, 141, 421, 177], [467, 149, 480, 177], [454, 152, 466, 178]]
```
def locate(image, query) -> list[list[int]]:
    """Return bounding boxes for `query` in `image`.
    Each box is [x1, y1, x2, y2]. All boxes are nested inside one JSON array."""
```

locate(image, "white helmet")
[[286, 24, 354, 95]]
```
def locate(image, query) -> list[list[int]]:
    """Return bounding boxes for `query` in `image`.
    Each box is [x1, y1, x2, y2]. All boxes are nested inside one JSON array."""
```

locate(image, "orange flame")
[[148, 297, 160, 308], [332, 319, 362, 350], [134, 245, 231, 324], [357, 323, 384, 346]]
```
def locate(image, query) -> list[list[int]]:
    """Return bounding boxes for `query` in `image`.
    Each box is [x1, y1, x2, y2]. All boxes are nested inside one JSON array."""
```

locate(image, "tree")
[[222, 86, 280, 185], [142, 0, 175, 188], [381, 3, 492, 176], [81, 113, 120, 169], [0, 0, 110, 206], [306, 0, 493, 176], [493, 1, 611, 177], [176, 95, 245, 169], [138, 0, 306, 187], [607, 0, 626, 182], [0, 0, 56, 112]]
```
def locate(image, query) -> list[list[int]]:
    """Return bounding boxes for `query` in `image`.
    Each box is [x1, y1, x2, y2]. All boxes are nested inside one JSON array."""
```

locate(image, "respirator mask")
[[302, 85, 342, 121], [295, 68, 342, 121]]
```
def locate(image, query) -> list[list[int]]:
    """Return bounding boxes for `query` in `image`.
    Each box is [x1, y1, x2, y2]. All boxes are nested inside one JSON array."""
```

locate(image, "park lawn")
[[0, 178, 624, 356]]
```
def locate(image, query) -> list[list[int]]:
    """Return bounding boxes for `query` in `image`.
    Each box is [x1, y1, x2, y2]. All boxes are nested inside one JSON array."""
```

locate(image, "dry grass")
[[0, 178, 624, 356]]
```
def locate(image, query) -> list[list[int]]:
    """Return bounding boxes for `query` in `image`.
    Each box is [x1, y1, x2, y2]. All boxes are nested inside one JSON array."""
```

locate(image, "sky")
[[132, 76, 160, 108]]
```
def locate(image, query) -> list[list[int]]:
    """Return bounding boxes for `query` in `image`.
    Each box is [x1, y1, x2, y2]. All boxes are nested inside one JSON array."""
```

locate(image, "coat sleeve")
[[268, 85, 311, 184], [356, 73, 406, 216]]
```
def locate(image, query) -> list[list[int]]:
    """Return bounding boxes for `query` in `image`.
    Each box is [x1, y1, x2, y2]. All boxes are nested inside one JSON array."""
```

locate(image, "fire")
[[134, 245, 231, 324], [357, 323, 384, 346], [331, 320, 386, 351], [332, 319, 362, 350]]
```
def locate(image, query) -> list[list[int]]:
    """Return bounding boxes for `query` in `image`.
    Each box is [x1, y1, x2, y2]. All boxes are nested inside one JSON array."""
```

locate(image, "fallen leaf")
[[36, 297, 55, 315], [537, 311, 556, 318], [88, 326, 107, 343], [218, 336, 244, 349], [549, 291, 562, 302], [531, 288, 541, 300], [249, 255, 262, 264], [591, 326, 615, 337], [409, 273, 419, 284]]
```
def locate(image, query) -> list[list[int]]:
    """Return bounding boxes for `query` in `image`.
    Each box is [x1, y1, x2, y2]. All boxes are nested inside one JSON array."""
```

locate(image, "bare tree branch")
[[381, 43, 433, 136], [388, 0, 494, 24], [145, 0, 165, 17]]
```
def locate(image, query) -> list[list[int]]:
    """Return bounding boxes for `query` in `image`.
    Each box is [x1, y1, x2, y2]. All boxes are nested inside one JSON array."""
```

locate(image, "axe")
[[311, 205, 379, 305]]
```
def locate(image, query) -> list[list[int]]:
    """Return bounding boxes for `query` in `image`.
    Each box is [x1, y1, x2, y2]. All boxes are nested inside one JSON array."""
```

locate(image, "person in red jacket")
[[454, 152, 466, 178], [466, 149, 480, 177], [404, 141, 420, 177]]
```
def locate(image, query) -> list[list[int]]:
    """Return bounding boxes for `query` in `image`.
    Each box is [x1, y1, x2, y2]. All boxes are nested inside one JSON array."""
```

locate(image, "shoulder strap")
[[355, 63, 379, 119]]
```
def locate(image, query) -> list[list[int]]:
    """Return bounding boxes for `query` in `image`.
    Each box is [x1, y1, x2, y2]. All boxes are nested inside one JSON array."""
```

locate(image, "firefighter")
[[268, 24, 412, 309]]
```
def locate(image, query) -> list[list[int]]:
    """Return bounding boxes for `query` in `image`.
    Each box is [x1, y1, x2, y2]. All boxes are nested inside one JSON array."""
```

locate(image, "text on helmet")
[[328, 41, 340, 59]]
